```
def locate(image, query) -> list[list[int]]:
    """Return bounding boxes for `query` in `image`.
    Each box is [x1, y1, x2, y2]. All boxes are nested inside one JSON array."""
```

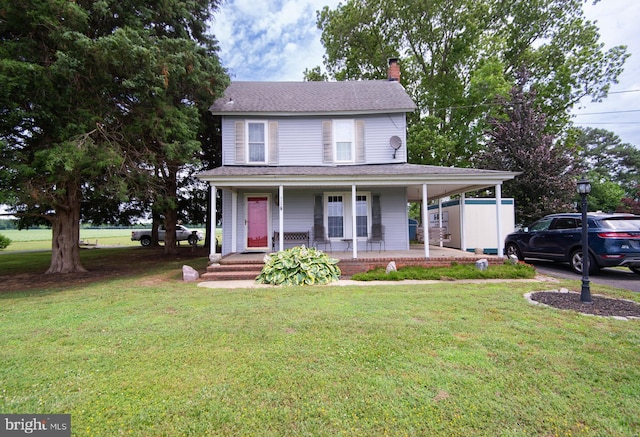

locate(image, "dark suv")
[[504, 213, 640, 275]]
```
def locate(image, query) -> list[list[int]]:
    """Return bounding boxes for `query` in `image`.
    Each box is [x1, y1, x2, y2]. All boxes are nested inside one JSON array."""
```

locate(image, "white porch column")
[[438, 198, 444, 248], [231, 191, 238, 253], [496, 184, 504, 257], [422, 183, 430, 258], [351, 184, 358, 259], [460, 193, 467, 252], [209, 185, 218, 260], [278, 185, 284, 252]]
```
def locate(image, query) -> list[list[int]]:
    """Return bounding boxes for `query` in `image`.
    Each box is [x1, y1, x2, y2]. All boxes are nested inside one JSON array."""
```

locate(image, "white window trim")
[[246, 120, 268, 164], [332, 119, 355, 163], [325, 191, 371, 240]]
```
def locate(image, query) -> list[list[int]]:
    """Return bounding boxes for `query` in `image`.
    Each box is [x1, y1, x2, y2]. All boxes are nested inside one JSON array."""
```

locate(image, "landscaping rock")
[[182, 265, 200, 282], [475, 259, 489, 271], [386, 261, 397, 274], [507, 254, 518, 265]]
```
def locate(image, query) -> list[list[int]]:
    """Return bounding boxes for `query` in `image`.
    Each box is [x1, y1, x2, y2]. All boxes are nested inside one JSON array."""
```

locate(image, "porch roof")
[[196, 163, 519, 201]]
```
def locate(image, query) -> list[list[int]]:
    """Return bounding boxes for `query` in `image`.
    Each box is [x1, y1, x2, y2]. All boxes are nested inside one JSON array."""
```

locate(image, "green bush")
[[256, 245, 341, 286], [0, 233, 11, 250]]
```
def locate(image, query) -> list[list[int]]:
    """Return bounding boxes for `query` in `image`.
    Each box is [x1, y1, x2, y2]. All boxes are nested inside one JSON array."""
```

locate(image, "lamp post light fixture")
[[576, 178, 593, 304]]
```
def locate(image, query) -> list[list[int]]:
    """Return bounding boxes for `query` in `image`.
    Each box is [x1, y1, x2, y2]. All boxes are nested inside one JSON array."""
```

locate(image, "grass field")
[[1, 248, 639, 436], [0, 228, 208, 252]]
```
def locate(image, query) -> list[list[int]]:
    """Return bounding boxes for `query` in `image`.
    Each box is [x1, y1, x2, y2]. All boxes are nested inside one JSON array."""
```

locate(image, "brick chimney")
[[387, 58, 400, 82]]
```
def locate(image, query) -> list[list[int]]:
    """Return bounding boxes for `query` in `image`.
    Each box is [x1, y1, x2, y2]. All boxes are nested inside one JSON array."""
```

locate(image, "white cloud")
[[212, 0, 339, 81], [212, 0, 640, 146]]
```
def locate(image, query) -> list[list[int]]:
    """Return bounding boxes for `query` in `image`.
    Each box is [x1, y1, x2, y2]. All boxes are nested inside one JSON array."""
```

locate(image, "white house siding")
[[278, 119, 323, 165], [219, 186, 409, 255], [221, 115, 407, 166], [360, 114, 407, 164], [272, 188, 313, 229], [221, 190, 233, 255], [378, 186, 410, 251]]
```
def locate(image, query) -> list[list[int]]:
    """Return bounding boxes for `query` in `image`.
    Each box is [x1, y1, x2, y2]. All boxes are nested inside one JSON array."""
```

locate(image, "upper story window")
[[235, 120, 278, 165], [333, 119, 355, 163], [323, 119, 365, 165], [247, 121, 267, 163]]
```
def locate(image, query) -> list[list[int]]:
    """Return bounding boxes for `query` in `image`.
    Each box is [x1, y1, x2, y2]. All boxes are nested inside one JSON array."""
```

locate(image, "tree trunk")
[[151, 211, 161, 246], [47, 186, 87, 274], [163, 165, 179, 255], [163, 207, 178, 255]]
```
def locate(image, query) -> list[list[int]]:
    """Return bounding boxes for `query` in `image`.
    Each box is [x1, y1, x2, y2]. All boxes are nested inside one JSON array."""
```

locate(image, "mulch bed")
[[529, 291, 640, 318]]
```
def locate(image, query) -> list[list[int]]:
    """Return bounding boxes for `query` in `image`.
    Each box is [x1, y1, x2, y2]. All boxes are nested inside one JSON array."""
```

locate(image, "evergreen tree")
[[575, 127, 640, 202], [0, 0, 228, 270]]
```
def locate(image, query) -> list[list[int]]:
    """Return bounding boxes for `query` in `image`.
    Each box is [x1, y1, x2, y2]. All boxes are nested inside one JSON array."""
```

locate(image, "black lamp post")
[[577, 178, 592, 304]]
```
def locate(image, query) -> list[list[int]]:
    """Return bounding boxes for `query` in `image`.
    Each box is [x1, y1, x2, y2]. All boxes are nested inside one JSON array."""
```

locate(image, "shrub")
[[350, 262, 536, 281], [256, 245, 341, 286], [0, 234, 11, 250]]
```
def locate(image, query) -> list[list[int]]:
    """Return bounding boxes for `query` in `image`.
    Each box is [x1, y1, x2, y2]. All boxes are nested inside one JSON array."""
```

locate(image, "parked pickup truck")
[[131, 225, 204, 247]]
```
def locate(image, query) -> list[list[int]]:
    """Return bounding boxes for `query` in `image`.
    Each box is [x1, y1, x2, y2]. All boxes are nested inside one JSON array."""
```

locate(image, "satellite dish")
[[390, 135, 402, 150], [390, 136, 402, 159]]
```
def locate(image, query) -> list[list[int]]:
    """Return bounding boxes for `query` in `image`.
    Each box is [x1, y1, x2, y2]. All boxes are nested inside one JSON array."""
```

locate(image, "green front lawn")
[[1, 250, 639, 436]]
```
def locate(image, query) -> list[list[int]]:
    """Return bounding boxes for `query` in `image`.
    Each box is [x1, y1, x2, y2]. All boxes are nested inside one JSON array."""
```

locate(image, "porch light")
[[576, 177, 592, 304], [576, 179, 591, 195]]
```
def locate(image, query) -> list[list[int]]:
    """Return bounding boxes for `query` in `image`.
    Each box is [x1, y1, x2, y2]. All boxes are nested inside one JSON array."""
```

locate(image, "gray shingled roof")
[[209, 81, 417, 115], [196, 164, 520, 201], [198, 163, 513, 178]]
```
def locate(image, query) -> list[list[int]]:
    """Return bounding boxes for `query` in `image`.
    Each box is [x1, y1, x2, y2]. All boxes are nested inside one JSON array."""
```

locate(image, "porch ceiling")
[[197, 163, 519, 202]]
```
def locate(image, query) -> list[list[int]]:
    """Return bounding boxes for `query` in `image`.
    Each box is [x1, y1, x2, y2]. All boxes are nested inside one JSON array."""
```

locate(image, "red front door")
[[247, 196, 269, 249]]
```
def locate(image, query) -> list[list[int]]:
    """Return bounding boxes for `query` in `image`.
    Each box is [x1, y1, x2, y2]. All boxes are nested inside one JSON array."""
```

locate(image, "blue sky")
[[572, 0, 640, 148], [212, 0, 640, 147]]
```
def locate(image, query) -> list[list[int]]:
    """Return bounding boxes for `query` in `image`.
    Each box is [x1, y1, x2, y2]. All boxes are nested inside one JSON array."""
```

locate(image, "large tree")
[[477, 74, 582, 225], [312, 0, 628, 167], [0, 0, 228, 270], [574, 127, 640, 198]]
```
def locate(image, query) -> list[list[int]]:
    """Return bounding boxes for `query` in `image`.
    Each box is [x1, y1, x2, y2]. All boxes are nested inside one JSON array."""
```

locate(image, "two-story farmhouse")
[[197, 60, 518, 261]]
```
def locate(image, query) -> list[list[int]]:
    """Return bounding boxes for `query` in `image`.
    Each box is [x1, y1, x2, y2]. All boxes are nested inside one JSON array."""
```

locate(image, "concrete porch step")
[[206, 263, 264, 273], [203, 260, 264, 281], [200, 270, 262, 281]]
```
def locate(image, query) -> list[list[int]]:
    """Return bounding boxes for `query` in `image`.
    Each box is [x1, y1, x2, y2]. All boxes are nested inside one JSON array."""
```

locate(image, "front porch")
[[202, 244, 504, 281]]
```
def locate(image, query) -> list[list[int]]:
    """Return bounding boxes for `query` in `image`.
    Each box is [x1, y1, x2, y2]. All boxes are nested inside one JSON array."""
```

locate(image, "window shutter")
[[322, 121, 332, 163], [269, 122, 279, 164], [235, 121, 245, 163], [355, 120, 365, 163], [314, 195, 324, 227], [372, 194, 381, 226]]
